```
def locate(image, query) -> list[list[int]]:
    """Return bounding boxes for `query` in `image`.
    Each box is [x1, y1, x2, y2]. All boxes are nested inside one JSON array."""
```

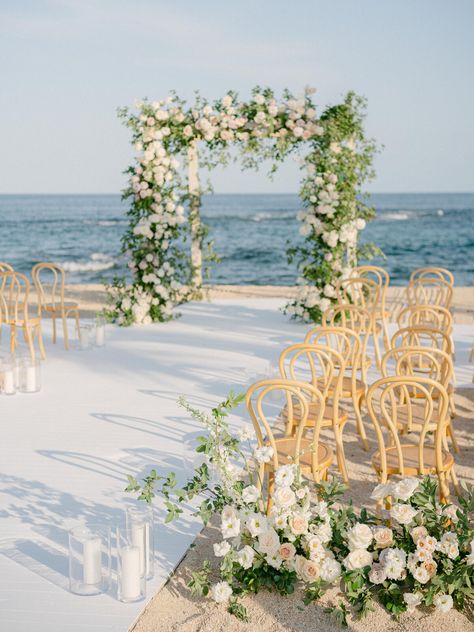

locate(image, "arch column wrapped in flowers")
[[106, 88, 379, 325]]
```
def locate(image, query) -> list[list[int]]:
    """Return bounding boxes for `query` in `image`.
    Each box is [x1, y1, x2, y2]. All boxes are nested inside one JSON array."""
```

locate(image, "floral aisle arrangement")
[[107, 87, 379, 325], [126, 394, 474, 626]]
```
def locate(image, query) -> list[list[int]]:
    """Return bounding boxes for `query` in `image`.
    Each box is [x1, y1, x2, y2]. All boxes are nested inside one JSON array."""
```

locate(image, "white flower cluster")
[[209, 464, 341, 604]]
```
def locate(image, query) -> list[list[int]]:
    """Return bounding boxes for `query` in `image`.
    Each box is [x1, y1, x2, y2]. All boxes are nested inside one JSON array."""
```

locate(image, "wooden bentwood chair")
[[409, 267, 454, 287], [245, 379, 333, 514], [355, 265, 391, 352], [304, 326, 369, 451], [0, 270, 45, 361], [366, 376, 456, 503], [278, 344, 352, 483], [380, 346, 459, 456], [32, 263, 80, 350]]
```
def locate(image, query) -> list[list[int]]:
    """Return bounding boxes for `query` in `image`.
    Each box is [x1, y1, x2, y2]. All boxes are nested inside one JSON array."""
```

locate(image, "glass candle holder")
[[69, 525, 111, 595], [126, 505, 154, 580], [1, 358, 16, 395], [19, 358, 41, 394], [116, 527, 146, 603], [79, 324, 93, 350], [13, 348, 30, 388], [95, 314, 106, 348]]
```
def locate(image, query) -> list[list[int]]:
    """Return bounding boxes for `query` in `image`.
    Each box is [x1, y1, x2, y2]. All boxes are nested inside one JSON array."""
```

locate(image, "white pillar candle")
[[120, 546, 141, 600], [145, 522, 151, 577], [95, 326, 105, 347], [131, 523, 146, 577], [80, 328, 90, 350], [14, 363, 22, 388], [3, 369, 16, 395], [25, 366, 37, 393], [83, 537, 102, 585]]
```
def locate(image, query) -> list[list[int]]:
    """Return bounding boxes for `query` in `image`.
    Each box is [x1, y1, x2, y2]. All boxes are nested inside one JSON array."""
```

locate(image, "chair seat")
[[4, 315, 41, 327], [327, 375, 366, 398], [43, 302, 78, 312], [265, 437, 333, 473], [385, 402, 448, 433], [372, 443, 454, 475], [282, 400, 349, 427]]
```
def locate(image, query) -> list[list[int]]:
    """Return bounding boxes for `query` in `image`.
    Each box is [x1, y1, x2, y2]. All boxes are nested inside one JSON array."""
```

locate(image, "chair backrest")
[[304, 325, 365, 382], [32, 263, 66, 311], [0, 270, 31, 322], [397, 304, 453, 333], [409, 267, 454, 286], [355, 266, 390, 311], [245, 379, 326, 473], [0, 262, 14, 272], [406, 277, 453, 309], [366, 376, 450, 477], [336, 276, 381, 310], [391, 325, 453, 356], [279, 343, 345, 428], [381, 346, 453, 388]]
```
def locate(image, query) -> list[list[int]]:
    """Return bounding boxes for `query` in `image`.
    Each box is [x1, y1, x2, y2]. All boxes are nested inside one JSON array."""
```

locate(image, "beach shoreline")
[[39, 284, 474, 322]]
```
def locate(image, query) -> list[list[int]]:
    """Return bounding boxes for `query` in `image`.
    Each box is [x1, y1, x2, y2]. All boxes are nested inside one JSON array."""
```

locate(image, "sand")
[[131, 388, 474, 632], [39, 284, 474, 323]]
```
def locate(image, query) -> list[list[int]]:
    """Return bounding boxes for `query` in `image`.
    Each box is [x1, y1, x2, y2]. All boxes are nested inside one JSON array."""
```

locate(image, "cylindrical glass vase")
[[1, 358, 16, 395], [19, 358, 41, 394], [95, 314, 106, 348], [116, 527, 146, 603], [79, 324, 93, 350], [126, 505, 154, 580], [69, 525, 111, 595]]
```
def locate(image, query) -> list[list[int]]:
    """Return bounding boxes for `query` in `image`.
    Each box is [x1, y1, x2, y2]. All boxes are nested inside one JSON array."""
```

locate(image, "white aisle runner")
[[0, 299, 472, 632]]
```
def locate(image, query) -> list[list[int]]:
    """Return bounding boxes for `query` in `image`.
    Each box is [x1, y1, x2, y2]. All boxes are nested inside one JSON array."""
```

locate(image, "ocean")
[[0, 193, 472, 286]]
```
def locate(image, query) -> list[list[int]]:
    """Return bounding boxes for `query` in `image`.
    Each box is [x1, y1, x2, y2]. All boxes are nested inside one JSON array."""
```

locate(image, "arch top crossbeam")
[[107, 87, 378, 325]]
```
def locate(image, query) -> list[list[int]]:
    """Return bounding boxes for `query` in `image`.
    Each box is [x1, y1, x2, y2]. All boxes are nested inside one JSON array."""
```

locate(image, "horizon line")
[[1, 191, 474, 196]]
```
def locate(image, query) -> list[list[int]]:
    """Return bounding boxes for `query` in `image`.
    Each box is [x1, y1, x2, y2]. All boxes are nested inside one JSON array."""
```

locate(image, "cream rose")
[[301, 559, 320, 583], [289, 514, 309, 536], [372, 526, 394, 549], [369, 563, 387, 584], [391, 503, 418, 525], [273, 486, 296, 509], [279, 542, 296, 561], [257, 528, 280, 556], [320, 557, 341, 583], [411, 525, 428, 544], [434, 593, 453, 613], [391, 477, 420, 501]]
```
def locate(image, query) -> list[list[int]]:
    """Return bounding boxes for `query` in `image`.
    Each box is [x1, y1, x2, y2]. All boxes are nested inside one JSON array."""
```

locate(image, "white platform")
[[0, 299, 472, 632]]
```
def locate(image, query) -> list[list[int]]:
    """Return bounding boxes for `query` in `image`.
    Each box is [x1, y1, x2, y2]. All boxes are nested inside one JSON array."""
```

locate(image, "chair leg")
[[37, 324, 46, 360], [449, 393, 457, 417], [353, 392, 369, 451], [51, 313, 57, 344], [438, 471, 450, 504], [23, 326, 35, 363], [74, 309, 81, 340], [62, 311, 69, 351], [381, 316, 390, 353], [447, 422, 460, 454], [449, 468, 460, 495], [10, 325, 16, 355], [334, 426, 349, 485], [372, 325, 382, 369]]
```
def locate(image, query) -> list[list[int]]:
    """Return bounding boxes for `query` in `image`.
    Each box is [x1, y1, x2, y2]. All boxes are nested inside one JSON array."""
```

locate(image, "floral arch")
[[107, 88, 378, 326]]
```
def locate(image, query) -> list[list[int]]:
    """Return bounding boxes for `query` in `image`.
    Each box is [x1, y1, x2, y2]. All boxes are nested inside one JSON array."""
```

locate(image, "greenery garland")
[[106, 88, 380, 325]]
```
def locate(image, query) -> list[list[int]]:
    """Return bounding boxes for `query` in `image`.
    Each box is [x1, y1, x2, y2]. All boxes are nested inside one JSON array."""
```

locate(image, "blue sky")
[[1, 0, 473, 193]]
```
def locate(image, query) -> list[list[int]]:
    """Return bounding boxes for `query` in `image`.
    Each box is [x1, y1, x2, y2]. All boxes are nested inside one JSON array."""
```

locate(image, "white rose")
[[236, 545, 255, 569], [347, 523, 373, 551], [344, 549, 373, 570], [411, 526, 428, 544], [391, 503, 418, 525], [433, 593, 453, 613], [320, 557, 341, 583], [211, 581, 232, 603], [221, 95, 233, 107], [254, 94, 265, 105], [242, 485, 260, 504], [391, 477, 420, 501], [403, 592, 423, 612], [273, 486, 296, 509], [257, 528, 280, 556], [213, 541, 231, 557]]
